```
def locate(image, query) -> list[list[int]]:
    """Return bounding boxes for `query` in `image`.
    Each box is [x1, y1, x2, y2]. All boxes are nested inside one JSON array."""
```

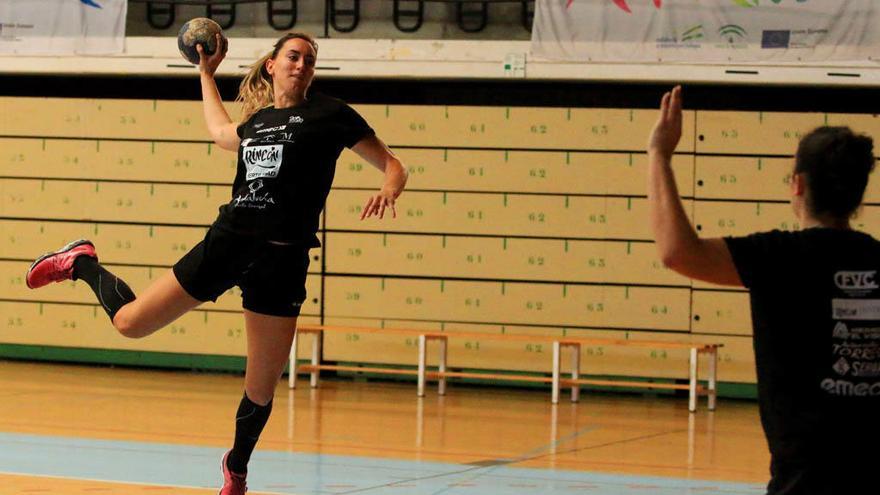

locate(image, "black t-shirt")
[[726, 228, 880, 494], [213, 93, 374, 245]]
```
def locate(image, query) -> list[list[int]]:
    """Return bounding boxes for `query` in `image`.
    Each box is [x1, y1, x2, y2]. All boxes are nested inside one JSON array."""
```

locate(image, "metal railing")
[[130, 0, 533, 34]]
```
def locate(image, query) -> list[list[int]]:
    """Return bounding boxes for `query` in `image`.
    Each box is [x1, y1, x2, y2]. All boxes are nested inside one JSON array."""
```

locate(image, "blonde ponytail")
[[236, 32, 319, 123], [236, 51, 274, 123]]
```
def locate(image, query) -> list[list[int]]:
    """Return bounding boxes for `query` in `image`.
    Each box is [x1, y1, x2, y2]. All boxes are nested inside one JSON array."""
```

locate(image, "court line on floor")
[[0, 431, 765, 495]]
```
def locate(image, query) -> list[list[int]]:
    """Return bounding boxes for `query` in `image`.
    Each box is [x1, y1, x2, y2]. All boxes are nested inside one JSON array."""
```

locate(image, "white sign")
[[0, 0, 127, 55], [531, 0, 880, 63]]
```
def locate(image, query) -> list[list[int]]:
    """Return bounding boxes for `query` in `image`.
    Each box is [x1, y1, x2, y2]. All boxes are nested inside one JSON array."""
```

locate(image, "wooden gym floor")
[[0, 360, 768, 494]]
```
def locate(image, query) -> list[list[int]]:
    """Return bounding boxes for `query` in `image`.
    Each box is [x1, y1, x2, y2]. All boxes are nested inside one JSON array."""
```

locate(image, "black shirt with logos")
[[726, 228, 880, 494], [213, 93, 374, 246]]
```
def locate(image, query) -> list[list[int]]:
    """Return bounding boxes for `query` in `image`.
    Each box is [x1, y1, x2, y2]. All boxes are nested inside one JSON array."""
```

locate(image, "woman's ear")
[[265, 57, 275, 77], [791, 172, 806, 197]]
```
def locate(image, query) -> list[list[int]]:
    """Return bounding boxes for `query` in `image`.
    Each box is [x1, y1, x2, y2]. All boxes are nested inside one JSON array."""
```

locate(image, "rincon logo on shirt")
[[243, 145, 283, 181]]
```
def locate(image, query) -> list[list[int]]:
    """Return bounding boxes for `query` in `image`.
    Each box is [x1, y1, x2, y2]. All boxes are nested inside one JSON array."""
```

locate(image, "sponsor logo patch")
[[832, 299, 880, 320], [256, 125, 286, 134], [243, 144, 283, 180]]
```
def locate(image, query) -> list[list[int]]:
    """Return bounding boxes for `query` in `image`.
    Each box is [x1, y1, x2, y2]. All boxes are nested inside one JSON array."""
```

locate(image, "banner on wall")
[[0, 0, 127, 55], [531, 0, 880, 63]]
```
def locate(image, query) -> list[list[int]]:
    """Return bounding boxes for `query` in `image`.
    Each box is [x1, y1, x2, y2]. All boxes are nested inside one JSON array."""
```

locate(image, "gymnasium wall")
[[1, 77, 878, 395]]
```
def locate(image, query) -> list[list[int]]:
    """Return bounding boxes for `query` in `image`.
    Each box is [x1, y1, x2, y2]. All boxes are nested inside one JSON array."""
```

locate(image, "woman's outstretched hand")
[[648, 85, 683, 160], [360, 185, 399, 220]]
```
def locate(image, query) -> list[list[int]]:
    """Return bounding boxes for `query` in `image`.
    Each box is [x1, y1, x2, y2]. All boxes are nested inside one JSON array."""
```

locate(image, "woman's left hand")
[[360, 185, 398, 220]]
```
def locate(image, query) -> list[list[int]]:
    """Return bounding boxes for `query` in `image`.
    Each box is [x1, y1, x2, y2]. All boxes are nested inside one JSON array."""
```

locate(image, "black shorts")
[[172, 227, 310, 317]]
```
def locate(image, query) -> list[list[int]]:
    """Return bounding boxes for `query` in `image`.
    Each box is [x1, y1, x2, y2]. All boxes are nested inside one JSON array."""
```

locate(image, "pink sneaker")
[[219, 450, 247, 495], [26, 239, 97, 289]]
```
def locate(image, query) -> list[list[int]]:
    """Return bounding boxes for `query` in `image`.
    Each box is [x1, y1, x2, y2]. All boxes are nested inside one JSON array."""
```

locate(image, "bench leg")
[[687, 410, 695, 465], [438, 337, 447, 396], [552, 341, 561, 404], [708, 348, 718, 411], [688, 347, 698, 413], [289, 329, 299, 389], [570, 343, 580, 403], [418, 334, 427, 397], [310, 331, 322, 389]]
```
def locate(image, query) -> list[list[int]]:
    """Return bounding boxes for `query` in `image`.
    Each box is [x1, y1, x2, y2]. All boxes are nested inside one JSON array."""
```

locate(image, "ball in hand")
[[177, 18, 225, 65]]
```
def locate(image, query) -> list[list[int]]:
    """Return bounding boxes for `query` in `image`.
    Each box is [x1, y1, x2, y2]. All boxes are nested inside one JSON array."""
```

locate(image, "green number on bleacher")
[[650, 350, 668, 359], [528, 212, 546, 223], [651, 305, 669, 315], [530, 124, 548, 134]]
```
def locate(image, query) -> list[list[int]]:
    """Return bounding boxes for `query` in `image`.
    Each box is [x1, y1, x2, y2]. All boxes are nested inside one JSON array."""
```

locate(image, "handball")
[[177, 18, 225, 65]]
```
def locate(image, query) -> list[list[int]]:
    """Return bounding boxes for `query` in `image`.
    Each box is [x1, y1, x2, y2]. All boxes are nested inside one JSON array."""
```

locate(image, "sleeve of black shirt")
[[236, 111, 258, 139], [724, 230, 792, 289], [338, 103, 375, 148]]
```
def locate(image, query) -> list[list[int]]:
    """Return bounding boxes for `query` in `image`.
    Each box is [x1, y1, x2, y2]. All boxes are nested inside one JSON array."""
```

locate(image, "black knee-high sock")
[[72, 256, 136, 320], [227, 392, 273, 474]]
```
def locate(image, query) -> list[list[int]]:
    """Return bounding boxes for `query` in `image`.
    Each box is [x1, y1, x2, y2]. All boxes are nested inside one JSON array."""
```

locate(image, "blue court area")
[[0, 432, 764, 495]]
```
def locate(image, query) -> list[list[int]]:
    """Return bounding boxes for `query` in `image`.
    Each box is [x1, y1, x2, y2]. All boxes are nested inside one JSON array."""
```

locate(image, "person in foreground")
[[25, 32, 408, 495], [648, 86, 878, 494]]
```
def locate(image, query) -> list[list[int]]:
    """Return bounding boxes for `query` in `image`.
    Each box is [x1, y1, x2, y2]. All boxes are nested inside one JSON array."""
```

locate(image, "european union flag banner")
[[0, 0, 126, 55], [531, 0, 880, 63]]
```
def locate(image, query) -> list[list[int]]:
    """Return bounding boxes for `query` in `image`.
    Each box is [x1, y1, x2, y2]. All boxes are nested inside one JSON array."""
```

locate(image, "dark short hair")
[[795, 126, 875, 219]]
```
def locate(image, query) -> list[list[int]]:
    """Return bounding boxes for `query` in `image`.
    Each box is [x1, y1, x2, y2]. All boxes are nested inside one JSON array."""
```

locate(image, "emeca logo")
[[835, 271, 879, 290]]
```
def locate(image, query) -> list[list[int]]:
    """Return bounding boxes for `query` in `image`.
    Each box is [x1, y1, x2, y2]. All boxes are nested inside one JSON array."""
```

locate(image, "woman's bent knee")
[[112, 310, 153, 339]]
